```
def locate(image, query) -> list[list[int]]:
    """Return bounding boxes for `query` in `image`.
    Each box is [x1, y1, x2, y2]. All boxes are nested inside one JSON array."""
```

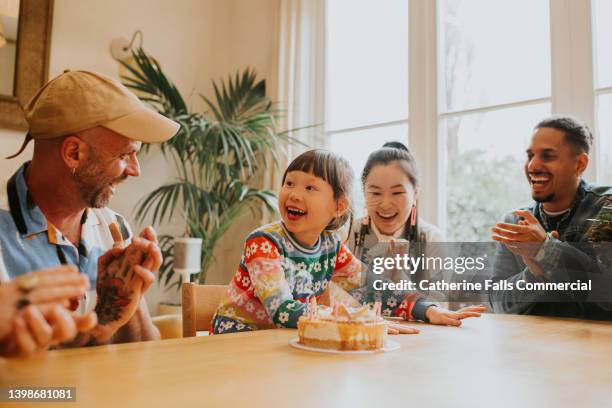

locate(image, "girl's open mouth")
[[287, 206, 307, 221]]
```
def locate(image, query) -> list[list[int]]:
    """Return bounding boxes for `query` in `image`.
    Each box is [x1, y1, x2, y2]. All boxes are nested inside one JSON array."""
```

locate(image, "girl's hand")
[[425, 305, 486, 326], [387, 321, 419, 335]]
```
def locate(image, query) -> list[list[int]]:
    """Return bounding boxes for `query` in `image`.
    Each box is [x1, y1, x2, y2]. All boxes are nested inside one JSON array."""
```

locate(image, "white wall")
[[0, 0, 281, 311], [204, 0, 281, 286]]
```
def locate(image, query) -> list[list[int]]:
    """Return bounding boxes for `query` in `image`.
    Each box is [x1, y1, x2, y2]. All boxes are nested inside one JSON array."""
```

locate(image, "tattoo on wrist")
[[95, 247, 144, 325], [95, 277, 133, 325]]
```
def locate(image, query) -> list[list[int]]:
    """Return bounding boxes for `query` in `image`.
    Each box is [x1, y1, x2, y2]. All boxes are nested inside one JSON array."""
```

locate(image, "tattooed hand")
[[135, 226, 163, 291], [94, 244, 144, 326], [52, 230, 162, 347], [89, 233, 159, 339]]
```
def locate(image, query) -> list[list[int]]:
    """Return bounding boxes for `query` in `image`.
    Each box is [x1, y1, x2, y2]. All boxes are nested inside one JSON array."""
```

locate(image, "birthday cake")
[[297, 300, 387, 351]]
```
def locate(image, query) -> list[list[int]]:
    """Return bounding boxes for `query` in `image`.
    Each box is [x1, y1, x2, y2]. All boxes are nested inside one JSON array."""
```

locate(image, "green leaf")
[[121, 48, 308, 288]]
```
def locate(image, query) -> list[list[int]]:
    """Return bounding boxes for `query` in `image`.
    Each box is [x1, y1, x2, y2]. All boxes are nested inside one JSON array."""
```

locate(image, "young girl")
[[211, 149, 478, 334]]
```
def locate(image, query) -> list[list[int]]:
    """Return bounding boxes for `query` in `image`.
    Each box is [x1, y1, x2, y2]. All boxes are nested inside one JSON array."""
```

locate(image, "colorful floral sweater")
[[211, 222, 428, 334]]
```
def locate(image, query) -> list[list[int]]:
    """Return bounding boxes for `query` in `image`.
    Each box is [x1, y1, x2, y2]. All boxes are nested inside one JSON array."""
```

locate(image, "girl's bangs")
[[284, 150, 333, 184]]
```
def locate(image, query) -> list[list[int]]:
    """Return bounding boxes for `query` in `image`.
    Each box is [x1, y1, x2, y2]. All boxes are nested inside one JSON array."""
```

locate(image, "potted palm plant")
[[119, 47, 296, 288]]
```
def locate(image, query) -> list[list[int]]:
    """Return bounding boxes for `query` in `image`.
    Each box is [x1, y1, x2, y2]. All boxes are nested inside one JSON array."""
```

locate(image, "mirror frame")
[[0, 0, 53, 130]]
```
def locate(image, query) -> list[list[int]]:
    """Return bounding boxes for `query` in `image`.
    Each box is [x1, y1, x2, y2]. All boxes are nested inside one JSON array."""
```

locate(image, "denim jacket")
[[490, 179, 612, 319]]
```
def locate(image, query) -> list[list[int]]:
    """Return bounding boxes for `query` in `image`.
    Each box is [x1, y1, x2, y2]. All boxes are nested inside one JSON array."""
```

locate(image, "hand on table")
[[386, 321, 419, 335], [425, 305, 486, 327]]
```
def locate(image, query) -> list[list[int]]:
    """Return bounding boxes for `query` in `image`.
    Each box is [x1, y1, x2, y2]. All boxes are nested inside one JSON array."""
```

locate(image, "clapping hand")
[[3, 304, 97, 357], [93, 227, 161, 334], [492, 210, 557, 259], [0, 266, 97, 357]]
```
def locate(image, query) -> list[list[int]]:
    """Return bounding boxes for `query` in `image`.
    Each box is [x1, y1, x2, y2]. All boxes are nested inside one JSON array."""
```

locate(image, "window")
[[593, 0, 612, 185], [596, 94, 612, 184], [323, 0, 606, 241], [438, 0, 551, 241], [326, 0, 408, 216]]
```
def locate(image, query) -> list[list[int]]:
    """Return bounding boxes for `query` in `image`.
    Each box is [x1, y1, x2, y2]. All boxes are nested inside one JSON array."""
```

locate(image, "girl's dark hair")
[[282, 149, 354, 230], [361, 141, 419, 188]]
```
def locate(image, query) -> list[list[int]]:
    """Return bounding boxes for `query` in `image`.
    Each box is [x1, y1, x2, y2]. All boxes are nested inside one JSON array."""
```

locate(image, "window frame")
[[408, 0, 597, 233], [325, 0, 602, 236]]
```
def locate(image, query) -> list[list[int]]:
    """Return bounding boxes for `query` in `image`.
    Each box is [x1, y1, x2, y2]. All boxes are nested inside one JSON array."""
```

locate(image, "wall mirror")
[[0, 0, 53, 130]]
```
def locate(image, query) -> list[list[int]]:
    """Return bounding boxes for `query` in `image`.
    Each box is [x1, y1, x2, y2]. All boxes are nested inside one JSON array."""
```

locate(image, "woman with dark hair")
[[349, 141, 443, 256], [348, 142, 485, 326]]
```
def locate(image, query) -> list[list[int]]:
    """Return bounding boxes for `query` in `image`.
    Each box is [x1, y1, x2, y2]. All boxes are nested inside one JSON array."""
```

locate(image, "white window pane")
[[330, 123, 409, 217], [593, 0, 612, 88], [444, 103, 551, 241], [438, 0, 550, 112], [326, 0, 408, 131], [597, 94, 612, 185]]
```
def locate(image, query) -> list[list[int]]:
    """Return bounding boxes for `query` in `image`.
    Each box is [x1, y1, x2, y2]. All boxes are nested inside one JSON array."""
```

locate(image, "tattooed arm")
[[111, 298, 159, 343], [64, 233, 162, 346], [111, 229, 161, 342]]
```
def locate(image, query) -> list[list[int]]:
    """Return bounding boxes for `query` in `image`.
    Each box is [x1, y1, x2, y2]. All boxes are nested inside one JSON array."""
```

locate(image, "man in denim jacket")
[[490, 116, 612, 319]]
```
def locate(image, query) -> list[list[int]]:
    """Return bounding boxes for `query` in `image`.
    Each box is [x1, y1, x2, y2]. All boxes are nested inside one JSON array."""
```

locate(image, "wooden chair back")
[[181, 283, 228, 337]]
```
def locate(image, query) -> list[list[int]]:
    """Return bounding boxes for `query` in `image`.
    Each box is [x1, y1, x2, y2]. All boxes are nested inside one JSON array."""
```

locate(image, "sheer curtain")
[[266, 0, 327, 194]]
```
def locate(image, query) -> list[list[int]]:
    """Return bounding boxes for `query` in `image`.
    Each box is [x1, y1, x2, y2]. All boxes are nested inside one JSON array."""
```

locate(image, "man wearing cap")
[[0, 70, 179, 345]]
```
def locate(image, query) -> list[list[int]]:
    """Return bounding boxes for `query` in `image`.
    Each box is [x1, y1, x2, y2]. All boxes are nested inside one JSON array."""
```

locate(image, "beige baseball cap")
[[8, 69, 179, 158]]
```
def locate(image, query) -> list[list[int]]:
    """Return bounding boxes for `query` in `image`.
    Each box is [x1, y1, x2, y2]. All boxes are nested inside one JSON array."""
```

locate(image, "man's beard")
[[74, 160, 126, 208], [533, 193, 555, 203]]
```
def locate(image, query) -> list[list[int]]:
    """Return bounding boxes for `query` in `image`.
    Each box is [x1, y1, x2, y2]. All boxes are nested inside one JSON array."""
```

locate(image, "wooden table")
[[1, 314, 612, 408]]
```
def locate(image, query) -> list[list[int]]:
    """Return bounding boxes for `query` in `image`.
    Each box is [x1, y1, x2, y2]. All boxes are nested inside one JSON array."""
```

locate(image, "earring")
[[410, 205, 417, 227], [71, 167, 76, 176]]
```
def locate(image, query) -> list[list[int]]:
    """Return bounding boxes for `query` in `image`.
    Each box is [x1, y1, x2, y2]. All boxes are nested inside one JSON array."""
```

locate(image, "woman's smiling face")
[[364, 162, 416, 235]]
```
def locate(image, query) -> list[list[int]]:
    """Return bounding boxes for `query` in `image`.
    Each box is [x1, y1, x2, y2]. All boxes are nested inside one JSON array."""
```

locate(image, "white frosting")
[[314, 305, 381, 323], [300, 304, 385, 346], [302, 323, 342, 342], [301, 321, 379, 343]]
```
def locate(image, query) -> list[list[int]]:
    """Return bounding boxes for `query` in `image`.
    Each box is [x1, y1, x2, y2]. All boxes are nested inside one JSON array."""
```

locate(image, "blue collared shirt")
[[0, 162, 132, 287]]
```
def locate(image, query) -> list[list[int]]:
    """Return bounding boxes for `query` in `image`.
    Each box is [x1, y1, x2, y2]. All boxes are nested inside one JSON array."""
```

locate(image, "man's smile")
[[528, 172, 552, 192]]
